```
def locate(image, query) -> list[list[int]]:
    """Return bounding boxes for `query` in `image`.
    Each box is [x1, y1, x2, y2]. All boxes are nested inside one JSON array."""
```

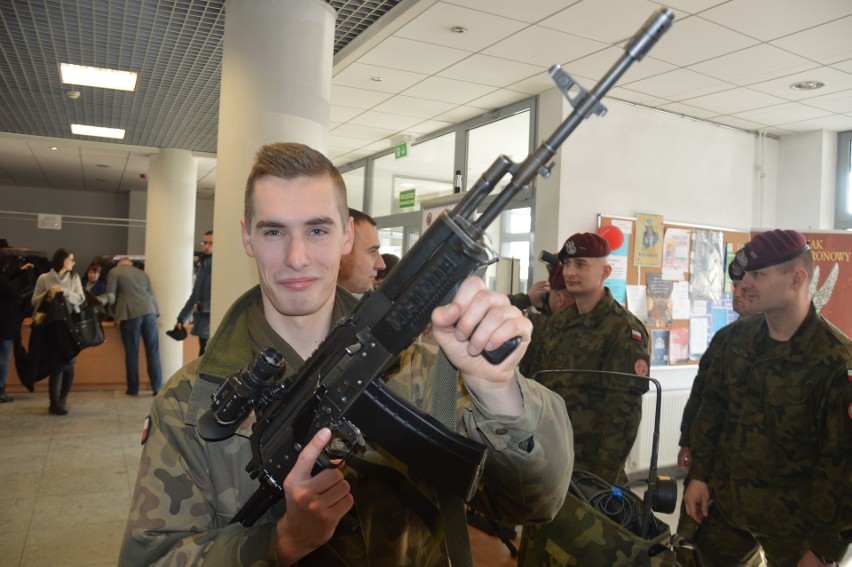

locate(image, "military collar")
[[739, 304, 821, 365]]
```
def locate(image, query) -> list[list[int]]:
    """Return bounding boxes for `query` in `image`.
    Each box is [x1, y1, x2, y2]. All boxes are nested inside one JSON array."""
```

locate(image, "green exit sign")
[[399, 188, 415, 208], [394, 142, 408, 159]]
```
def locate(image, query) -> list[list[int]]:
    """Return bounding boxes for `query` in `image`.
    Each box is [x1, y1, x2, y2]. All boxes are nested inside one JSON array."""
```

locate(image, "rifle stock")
[[226, 6, 674, 527]]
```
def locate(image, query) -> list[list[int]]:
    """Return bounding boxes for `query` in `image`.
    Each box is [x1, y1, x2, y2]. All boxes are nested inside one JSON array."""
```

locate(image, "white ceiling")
[[1, 0, 851, 200]]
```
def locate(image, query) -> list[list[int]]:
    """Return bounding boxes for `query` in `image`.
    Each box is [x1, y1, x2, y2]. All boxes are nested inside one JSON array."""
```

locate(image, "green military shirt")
[[119, 286, 573, 566], [678, 322, 743, 448], [690, 304, 852, 561], [520, 287, 650, 484]]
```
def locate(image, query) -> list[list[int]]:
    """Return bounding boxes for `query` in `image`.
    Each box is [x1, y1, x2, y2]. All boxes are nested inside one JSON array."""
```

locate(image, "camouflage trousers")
[[689, 507, 809, 567]]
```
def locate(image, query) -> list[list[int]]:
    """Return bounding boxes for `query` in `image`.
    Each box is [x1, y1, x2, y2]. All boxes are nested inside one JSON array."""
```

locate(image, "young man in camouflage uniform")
[[520, 232, 650, 486], [684, 229, 851, 567], [675, 259, 762, 566], [119, 142, 573, 566]]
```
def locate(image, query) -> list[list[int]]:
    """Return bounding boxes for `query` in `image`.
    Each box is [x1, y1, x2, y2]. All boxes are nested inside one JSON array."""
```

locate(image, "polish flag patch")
[[847, 369, 851, 382], [631, 329, 642, 341]]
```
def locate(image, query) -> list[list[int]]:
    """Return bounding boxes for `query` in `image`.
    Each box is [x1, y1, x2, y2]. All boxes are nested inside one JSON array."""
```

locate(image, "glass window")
[[483, 207, 531, 293], [837, 130, 852, 229], [377, 226, 404, 259], [342, 166, 365, 210], [371, 132, 455, 217], [466, 110, 531, 192]]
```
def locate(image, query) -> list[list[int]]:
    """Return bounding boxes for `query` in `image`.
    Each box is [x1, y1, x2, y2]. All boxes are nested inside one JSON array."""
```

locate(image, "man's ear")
[[240, 217, 255, 258], [601, 261, 613, 281], [342, 216, 355, 255], [790, 267, 807, 291]]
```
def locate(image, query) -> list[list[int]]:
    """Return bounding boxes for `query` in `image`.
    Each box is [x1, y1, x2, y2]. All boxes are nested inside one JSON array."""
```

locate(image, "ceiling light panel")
[[71, 124, 126, 139], [60, 63, 138, 91]]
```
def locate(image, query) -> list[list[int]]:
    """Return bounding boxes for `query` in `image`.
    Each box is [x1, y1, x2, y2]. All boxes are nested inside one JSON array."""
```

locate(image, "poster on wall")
[[645, 272, 673, 327], [634, 212, 664, 266], [788, 231, 851, 337], [690, 229, 725, 303]]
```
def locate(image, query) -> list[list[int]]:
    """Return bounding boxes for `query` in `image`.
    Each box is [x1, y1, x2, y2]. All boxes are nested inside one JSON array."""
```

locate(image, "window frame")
[[836, 130, 852, 229]]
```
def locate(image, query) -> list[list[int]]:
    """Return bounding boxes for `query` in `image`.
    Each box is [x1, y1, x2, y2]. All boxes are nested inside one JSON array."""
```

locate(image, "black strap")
[[432, 350, 474, 567]]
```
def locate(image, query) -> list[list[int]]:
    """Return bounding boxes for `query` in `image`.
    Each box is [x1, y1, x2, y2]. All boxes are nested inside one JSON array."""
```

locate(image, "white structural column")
[[145, 148, 198, 379], [210, 0, 335, 332]]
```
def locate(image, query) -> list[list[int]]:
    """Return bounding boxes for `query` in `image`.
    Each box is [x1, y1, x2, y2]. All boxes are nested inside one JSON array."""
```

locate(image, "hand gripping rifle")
[[199, 7, 674, 527]]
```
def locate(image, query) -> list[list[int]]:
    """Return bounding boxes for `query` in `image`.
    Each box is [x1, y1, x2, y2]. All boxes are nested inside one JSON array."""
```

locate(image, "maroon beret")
[[737, 229, 809, 272], [727, 258, 744, 281], [547, 263, 566, 290], [558, 232, 610, 261]]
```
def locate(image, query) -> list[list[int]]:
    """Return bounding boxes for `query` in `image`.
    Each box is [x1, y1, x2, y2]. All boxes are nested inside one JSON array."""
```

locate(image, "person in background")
[[674, 259, 761, 565], [337, 208, 385, 295], [119, 142, 572, 566], [0, 256, 35, 403], [31, 248, 85, 414], [684, 229, 851, 566], [521, 232, 649, 484], [106, 258, 163, 396], [84, 264, 108, 306], [373, 252, 399, 288], [171, 230, 213, 356], [509, 251, 574, 317]]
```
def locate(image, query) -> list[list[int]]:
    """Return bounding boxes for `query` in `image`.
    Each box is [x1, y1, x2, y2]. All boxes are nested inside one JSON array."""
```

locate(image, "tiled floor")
[[0, 390, 152, 567], [1, 390, 849, 567]]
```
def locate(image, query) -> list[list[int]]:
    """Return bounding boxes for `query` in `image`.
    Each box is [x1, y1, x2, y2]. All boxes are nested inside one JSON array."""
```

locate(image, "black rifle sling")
[[431, 350, 473, 567]]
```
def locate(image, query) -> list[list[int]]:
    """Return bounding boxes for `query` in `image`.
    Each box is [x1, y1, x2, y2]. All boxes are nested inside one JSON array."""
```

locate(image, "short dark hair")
[[349, 208, 377, 228], [50, 248, 73, 273], [244, 143, 347, 229], [87, 264, 101, 274], [204, 230, 213, 236]]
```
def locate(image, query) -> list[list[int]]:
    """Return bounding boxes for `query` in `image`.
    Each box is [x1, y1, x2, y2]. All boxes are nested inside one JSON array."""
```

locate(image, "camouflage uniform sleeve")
[[118, 369, 278, 566], [462, 374, 573, 525], [687, 344, 728, 484], [808, 365, 852, 561], [678, 331, 725, 447], [601, 318, 650, 392]]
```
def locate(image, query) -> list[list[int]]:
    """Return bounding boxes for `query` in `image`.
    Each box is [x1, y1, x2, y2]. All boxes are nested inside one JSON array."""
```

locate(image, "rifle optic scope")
[[198, 347, 286, 441]]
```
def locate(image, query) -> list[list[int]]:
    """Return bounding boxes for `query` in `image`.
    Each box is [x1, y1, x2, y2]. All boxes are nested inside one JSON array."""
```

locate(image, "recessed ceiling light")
[[71, 124, 126, 139], [95, 164, 109, 168], [789, 80, 824, 91], [60, 63, 138, 91], [371, 76, 383, 82], [451, 26, 467, 33], [50, 146, 58, 151]]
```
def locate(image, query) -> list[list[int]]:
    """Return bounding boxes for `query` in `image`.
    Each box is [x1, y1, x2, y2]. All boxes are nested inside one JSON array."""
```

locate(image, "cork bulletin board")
[[598, 214, 749, 367]]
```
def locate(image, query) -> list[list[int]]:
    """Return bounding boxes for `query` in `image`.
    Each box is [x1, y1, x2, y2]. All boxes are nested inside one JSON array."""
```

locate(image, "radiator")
[[626, 388, 692, 474]]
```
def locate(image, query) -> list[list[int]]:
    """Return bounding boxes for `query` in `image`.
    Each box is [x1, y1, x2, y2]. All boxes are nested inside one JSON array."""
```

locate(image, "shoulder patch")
[[141, 415, 151, 446], [847, 369, 851, 382], [631, 329, 642, 342], [634, 359, 649, 376]]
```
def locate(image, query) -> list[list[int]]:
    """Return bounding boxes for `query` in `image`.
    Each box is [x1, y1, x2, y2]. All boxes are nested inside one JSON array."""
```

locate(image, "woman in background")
[[31, 248, 84, 415]]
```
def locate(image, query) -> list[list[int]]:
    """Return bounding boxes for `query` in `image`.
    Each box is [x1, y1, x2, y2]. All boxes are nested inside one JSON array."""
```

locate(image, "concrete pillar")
[[211, 0, 336, 332], [145, 148, 198, 379]]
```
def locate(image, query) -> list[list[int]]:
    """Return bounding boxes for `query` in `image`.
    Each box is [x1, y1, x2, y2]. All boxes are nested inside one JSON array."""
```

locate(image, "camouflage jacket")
[[519, 287, 650, 483], [119, 285, 573, 566], [689, 304, 852, 560], [677, 323, 737, 448]]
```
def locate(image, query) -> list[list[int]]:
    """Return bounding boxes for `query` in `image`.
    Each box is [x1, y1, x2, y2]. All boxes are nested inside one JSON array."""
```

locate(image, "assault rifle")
[[199, 7, 674, 527]]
